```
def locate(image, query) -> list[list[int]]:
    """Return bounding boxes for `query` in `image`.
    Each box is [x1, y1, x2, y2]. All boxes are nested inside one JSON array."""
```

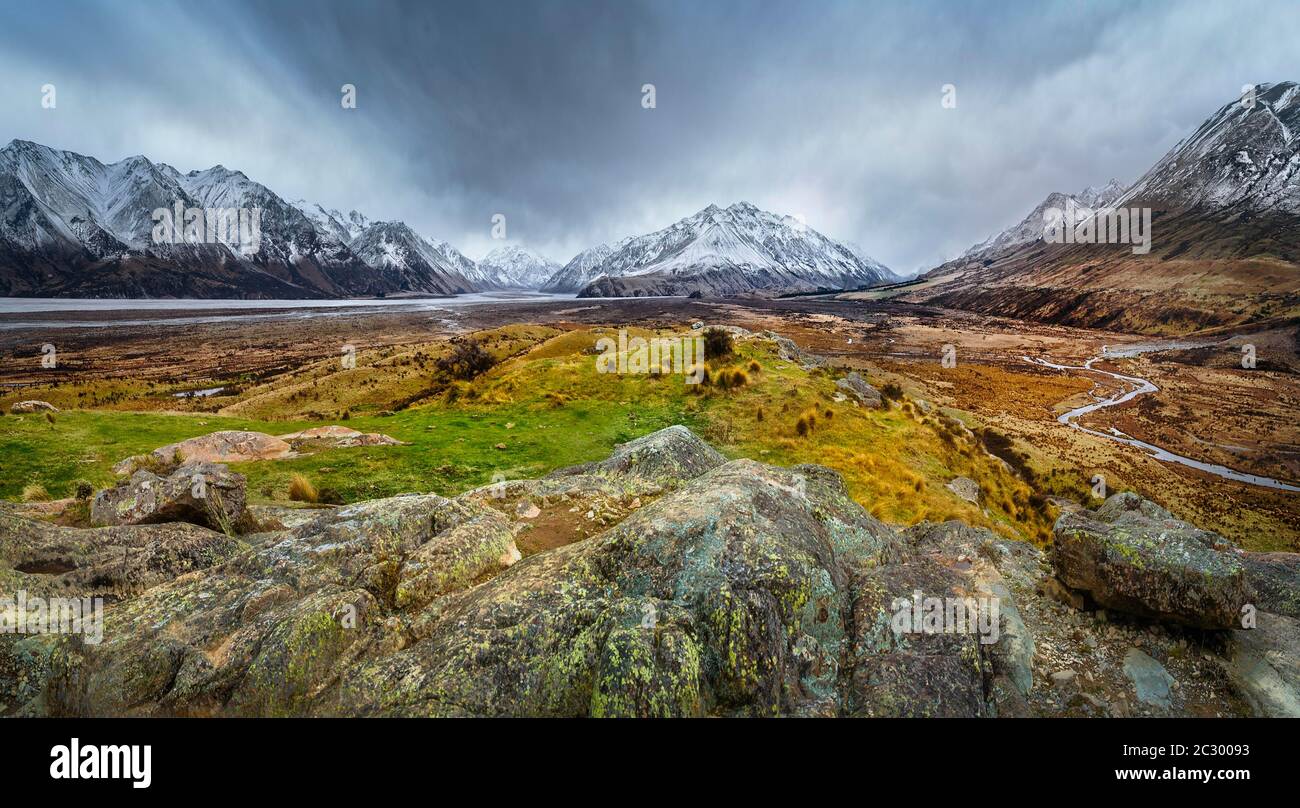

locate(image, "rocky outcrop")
[[1052, 493, 1251, 629], [835, 372, 883, 408], [5, 429, 1294, 718], [9, 400, 58, 414], [945, 477, 981, 505], [91, 462, 248, 532]]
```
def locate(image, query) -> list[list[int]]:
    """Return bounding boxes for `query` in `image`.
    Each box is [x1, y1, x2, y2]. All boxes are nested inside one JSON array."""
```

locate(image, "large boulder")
[[148, 430, 293, 464], [1052, 493, 1251, 629], [91, 462, 248, 532]]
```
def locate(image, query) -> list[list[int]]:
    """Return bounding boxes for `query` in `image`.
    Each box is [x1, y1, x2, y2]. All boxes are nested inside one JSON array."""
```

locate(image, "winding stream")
[[1023, 345, 1300, 493]]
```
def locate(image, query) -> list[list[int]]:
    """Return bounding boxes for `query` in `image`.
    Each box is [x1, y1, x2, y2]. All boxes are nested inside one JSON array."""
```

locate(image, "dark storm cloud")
[[1, 0, 1297, 272]]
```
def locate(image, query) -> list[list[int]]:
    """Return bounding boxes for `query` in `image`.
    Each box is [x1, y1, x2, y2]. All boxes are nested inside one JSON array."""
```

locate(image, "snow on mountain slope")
[[293, 201, 370, 246], [956, 179, 1127, 263], [573, 202, 894, 298], [1117, 81, 1299, 213], [540, 243, 617, 293], [0, 140, 489, 298], [347, 221, 476, 294], [476, 245, 560, 289]]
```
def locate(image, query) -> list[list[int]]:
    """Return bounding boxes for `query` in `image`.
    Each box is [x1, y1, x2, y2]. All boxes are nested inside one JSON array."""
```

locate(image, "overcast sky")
[[1, 0, 1296, 274]]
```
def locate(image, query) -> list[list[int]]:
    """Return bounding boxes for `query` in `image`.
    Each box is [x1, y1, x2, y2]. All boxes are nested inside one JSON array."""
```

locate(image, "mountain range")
[[900, 81, 1300, 333], [0, 139, 891, 300]]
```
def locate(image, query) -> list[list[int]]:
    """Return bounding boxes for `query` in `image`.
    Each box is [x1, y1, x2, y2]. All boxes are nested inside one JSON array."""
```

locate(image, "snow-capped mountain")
[[0, 139, 488, 298], [1117, 81, 1299, 213], [540, 243, 616, 293], [956, 179, 1127, 263], [905, 82, 1300, 334], [574, 202, 894, 298], [346, 221, 476, 294], [476, 245, 560, 289], [292, 201, 371, 246]]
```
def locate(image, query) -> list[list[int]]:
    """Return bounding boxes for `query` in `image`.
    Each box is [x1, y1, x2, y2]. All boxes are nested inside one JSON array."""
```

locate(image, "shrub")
[[748, 360, 761, 374], [73, 480, 95, 500], [824, 408, 834, 419], [288, 473, 319, 503], [795, 408, 819, 437], [881, 382, 904, 401], [22, 484, 50, 502], [756, 407, 764, 422], [718, 367, 749, 389], [436, 337, 496, 381], [703, 328, 734, 360]]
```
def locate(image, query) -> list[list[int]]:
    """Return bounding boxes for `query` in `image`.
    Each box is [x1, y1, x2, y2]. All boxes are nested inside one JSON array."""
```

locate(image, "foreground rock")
[[9, 400, 58, 414], [5, 428, 1293, 717], [0, 501, 243, 601], [91, 462, 249, 532], [1052, 493, 1250, 629]]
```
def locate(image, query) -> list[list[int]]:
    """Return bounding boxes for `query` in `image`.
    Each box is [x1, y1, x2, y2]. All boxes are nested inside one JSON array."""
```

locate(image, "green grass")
[[0, 401, 701, 504]]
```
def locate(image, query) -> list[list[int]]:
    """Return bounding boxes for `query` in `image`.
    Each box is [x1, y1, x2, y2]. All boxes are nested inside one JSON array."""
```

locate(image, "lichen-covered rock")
[[91, 462, 248, 532], [9, 400, 58, 414], [847, 557, 992, 717], [0, 505, 243, 716], [836, 372, 884, 408], [1240, 552, 1300, 620], [11, 427, 1281, 718], [1225, 613, 1300, 717], [1052, 493, 1251, 629], [35, 493, 520, 716], [549, 424, 725, 484], [333, 459, 900, 717], [0, 503, 242, 601], [903, 521, 1036, 701]]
